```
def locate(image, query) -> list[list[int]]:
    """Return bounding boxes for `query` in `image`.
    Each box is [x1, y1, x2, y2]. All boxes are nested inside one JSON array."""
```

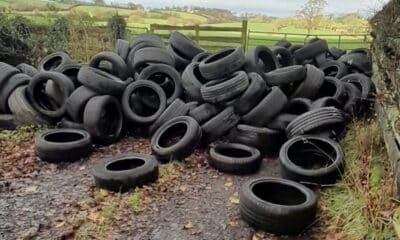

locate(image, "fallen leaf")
[[79, 165, 86, 170], [224, 182, 233, 187], [25, 186, 38, 193], [179, 185, 188, 192], [184, 222, 193, 229], [229, 192, 240, 204], [252, 234, 261, 240], [228, 220, 240, 227]]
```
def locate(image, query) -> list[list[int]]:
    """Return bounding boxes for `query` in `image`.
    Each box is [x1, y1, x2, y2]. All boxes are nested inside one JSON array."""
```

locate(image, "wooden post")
[[241, 20, 248, 50], [338, 35, 342, 48], [150, 24, 155, 33], [195, 25, 200, 44]]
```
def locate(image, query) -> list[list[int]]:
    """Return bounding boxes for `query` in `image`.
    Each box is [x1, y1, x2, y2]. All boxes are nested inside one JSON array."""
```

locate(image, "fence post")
[[241, 20, 248, 50], [150, 24, 155, 33], [194, 25, 200, 44], [338, 35, 342, 48], [284, 33, 287, 39]]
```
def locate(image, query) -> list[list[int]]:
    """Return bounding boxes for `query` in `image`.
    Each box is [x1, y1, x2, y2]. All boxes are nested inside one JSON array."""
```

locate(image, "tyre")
[[66, 86, 99, 123], [209, 143, 261, 174], [57, 64, 82, 88], [8, 86, 51, 126], [45, 75, 75, 106], [133, 47, 175, 71], [199, 47, 245, 80], [185, 101, 199, 111], [340, 73, 375, 110], [113, 39, 130, 60], [16, 63, 39, 77], [280, 135, 344, 184], [316, 77, 347, 104], [338, 53, 372, 76], [288, 45, 303, 54], [188, 103, 219, 125], [192, 52, 211, 63], [78, 65, 128, 96], [284, 98, 312, 115], [293, 38, 328, 63], [234, 72, 268, 115], [286, 107, 345, 138], [244, 46, 278, 76], [320, 60, 348, 79], [264, 65, 306, 86], [169, 31, 204, 59], [92, 153, 159, 192], [0, 73, 31, 113], [151, 116, 202, 161], [242, 87, 288, 126], [35, 129, 92, 162], [89, 51, 128, 80], [275, 39, 292, 48], [28, 71, 74, 119], [343, 82, 362, 116], [200, 71, 249, 103], [201, 106, 240, 143], [267, 113, 298, 131], [327, 47, 346, 60], [311, 97, 341, 110], [290, 64, 324, 99], [83, 95, 123, 145], [0, 62, 19, 89], [271, 46, 293, 67], [58, 117, 84, 130], [38, 52, 72, 72], [166, 44, 191, 71], [0, 114, 16, 130], [228, 124, 284, 155], [138, 64, 182, 104], [240, 177, 317, 235], [149, 98, 189, 135], [181, 62, 207, 101], [129, 33, 164, 49], [121, 80, 167, 124]]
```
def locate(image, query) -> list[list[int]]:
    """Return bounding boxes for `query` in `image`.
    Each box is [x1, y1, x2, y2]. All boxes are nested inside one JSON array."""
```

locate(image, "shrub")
[[47, 16, 70, 52], [108, 14, 126, 41]]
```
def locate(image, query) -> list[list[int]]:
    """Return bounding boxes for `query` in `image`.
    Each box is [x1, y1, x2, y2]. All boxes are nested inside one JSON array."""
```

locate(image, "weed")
[[127, 191, 142, 212]]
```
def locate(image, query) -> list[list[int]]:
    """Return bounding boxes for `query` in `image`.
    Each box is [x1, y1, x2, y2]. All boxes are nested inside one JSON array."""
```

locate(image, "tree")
[[296, 0, 327, 34], [94, 0, 105, 5]]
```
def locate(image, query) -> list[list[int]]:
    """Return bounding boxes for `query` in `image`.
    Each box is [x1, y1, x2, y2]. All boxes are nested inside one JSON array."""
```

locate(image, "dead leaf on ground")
[[25, 186, 38, 193], [184, 222, 193, 229], [179, 185, 188, 192], [229, 192, 240, 204], [228, 220, 240, 227]]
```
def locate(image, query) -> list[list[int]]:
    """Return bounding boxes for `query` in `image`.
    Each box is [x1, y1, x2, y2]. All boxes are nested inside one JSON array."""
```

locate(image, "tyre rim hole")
[[258, 51, 277, 72], [44, 132, 83, 143], [285, 101, 309, 115], [215, 146, 252, 158], [204, 48, 235, 64], [158, 122, 188, 148], [106, 158, 145, 171], [99, 102, 120, 137], [323, 66, 339, 77], [43, 56, 62, 71], [148, 73, 174, 97], [252, 182, 307, 206], [131, 87, 161, 116], [318, 81, 337, 98]]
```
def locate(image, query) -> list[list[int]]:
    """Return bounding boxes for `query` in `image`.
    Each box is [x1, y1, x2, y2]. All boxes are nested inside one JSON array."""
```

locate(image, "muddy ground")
[[0, 135, 326, 240]]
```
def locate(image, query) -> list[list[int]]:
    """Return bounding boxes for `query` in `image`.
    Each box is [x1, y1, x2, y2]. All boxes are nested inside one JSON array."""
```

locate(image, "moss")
[[127, 191, 141, 212]]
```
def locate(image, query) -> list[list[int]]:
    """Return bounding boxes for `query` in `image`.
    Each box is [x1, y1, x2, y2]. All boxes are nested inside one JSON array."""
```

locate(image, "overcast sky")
[[105, 0, 389, 17]]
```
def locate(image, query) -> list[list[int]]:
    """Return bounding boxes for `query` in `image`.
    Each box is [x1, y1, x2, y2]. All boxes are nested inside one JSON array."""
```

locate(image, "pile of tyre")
[[0, 32, 374, 235]]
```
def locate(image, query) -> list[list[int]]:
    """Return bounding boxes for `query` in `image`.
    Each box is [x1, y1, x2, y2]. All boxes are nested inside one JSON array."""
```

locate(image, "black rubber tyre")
[[286, 107, 345, 138], [200, 71, 249, 103], [92, 153, 159, 192], [320, 60, 348, 79], [209, 143, 261, 175], [129, 33, 164, 49], [16, 63, 39, 77], [133, 47, 175, 71], [8, 86, 51, 126], [275, 39, 292, 48], [280, 135, 345, 184], [271, 46, 293, 67], [35, 129, 92, 162], [293, 39, 328, 63], [38, 52, 72, 72], [316, 77, 347, 104], [264, 65, 306, 86], [199, 47, 245, 80], [290, 64, 324, 99], [57, 64, 82, 88], [0, 62, 19, 89], [58, 117, 84, 130], [44, 74, 75, 106], [228, 124, 284, 155], [242, 87, 288, 126], [83, 95, 123, 145], [149, 98, 189, 135], [234, 72, 268, 115], [343, 82, 362, 116], [122, 80, 167, 124], [169, 31, 204, 59], [338, 53, 372, 76], [192, 52, 211, 63], [114, 39, 130, 60], [240, 177, 317, 235], [244, 46, 278, 76], [327, 47, 346, 60], [89, 51, 128, 80], [138, 64, 182, 104], [188, 103, 219, 125], [66, 86, 99, 123], [151, 116, 202, 161], [166, 44, 191, 71], [78, 66, 128, 96], [0, 114, 16, 130], [288, 45, 303, 54], [28, 71, 74, 119], [186, 101, 199, 111], [0, 73, 31, 113], [201, 106, 240, 143], [311, 97, 341, 110], [340, 73, 375, 110], [284, 98, 312, 115], [267, 113, 298, 131], [181, 62, 208, 101]]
